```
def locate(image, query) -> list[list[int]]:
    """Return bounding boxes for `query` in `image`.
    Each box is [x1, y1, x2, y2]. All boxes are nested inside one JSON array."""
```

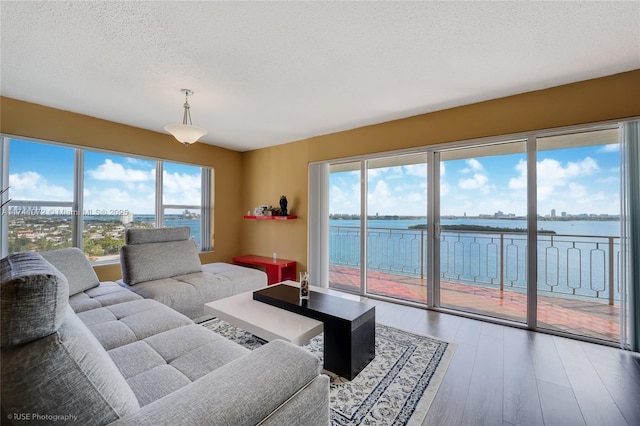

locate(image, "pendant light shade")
[[164, 123, 208, 145], [164, 89, 207, 146]]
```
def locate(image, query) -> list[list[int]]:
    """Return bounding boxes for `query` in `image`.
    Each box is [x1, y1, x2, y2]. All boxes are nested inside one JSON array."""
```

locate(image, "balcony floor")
[[329, 265, 620, 342]]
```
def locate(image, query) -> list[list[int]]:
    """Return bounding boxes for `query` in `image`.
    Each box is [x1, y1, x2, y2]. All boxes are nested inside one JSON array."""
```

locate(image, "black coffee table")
[[253, 284, 375, 380]]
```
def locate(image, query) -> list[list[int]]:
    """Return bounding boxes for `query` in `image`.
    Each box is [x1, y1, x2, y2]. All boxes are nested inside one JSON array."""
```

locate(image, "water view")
[[330, 217, 620, 236], [329, 217, 621, 302]]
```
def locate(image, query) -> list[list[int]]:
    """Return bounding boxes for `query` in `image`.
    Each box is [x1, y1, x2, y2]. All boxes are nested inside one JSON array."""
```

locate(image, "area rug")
[[200, 319, 456, 425]]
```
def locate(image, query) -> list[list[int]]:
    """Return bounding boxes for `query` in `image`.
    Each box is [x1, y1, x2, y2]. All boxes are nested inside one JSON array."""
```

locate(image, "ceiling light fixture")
[[164, 89, 207, 146]]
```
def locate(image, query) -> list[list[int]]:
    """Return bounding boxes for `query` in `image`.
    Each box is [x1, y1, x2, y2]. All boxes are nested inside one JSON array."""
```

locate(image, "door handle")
[[434, 223, 441, 239]]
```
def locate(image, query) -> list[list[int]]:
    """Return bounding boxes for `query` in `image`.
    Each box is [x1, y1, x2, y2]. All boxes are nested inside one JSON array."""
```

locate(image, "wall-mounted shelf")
[[244, 215, 298, 220]]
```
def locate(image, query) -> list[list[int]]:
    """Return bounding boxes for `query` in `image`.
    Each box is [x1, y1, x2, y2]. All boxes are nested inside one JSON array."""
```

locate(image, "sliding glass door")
[[317, 122, 635, 347], [438, 141, 528, 323], [328, 162, 362, 294], [536, 128, 621, 342], [365, 155, 428, 304], [328, 155, 429, 304]]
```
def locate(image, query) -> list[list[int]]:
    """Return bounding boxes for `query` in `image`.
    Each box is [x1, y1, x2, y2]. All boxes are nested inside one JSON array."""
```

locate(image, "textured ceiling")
[[1, 1, 639, 152]]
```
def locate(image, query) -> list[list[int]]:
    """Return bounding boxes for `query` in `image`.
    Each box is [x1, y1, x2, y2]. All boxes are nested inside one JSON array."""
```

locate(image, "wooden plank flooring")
[[353, 295, 640, 426]]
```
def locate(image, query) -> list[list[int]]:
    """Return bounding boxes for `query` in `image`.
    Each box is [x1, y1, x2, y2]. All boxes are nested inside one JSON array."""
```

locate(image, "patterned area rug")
[[200, 319, 456, 425]]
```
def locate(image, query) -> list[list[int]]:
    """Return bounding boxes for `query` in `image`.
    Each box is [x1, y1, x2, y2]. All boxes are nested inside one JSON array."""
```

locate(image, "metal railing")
[[329, 225, 621, 304]]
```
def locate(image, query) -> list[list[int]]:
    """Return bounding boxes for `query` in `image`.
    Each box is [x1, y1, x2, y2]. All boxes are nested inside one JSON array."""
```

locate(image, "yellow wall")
[[241, 141, 310, 266], [241, 70, 640, 273], [3, 70, 639, 279], [0, 97, 244, 280]]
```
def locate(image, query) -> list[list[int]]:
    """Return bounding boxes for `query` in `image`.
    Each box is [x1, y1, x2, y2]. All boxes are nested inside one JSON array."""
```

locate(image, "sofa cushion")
[[41, 247, 100, 296], [118, 265, 267, 321], [201, 262, 268, 292], [125, 226, 190, 245], [76, 299, 193, 350], [69, 281, 143, 313], [118, 277, 205, 319], [143, 325, 249, 381], [0, 306, 140, 424], [125, 365, 192, 407], [107, 324, 249, 407], [0, 252, 68, 347], [120, 239, 202, 285]]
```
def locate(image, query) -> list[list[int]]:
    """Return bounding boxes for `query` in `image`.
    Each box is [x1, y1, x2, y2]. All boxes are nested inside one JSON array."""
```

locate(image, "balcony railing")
[[329, 225, 621, 304]]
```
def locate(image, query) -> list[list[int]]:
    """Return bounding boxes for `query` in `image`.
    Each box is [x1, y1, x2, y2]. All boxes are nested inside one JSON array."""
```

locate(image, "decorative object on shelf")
[[164, 89, 208, 146], [253, 205, 271, 216], [299, 271, 310, 301], [279, 195, 288, 216], [243, 215, 297, 220]]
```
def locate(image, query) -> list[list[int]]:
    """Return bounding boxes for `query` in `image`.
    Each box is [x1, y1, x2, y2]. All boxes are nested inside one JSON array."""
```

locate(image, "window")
[[1, 136, 213, 261], [83, 151, 157, 262], [4, 139, 75, 253], [314, 122, 634, 347], [162, 161, 202, 248]]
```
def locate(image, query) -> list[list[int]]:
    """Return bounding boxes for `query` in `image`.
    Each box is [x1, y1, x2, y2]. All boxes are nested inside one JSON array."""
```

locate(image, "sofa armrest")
[[110, 340, 327, 426]]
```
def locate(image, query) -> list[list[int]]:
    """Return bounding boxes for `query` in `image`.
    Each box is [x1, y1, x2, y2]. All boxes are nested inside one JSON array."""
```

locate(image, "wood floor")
[[355, 295, 640, 426]]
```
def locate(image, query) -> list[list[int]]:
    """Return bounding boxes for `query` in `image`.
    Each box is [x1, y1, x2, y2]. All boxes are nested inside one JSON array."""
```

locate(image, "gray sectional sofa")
[[0, 249, 330, 425], [117, 227, 267, 321]]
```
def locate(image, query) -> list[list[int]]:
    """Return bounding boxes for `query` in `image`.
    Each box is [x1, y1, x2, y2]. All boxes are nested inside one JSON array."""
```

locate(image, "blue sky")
[[330, 144, 621, 217], [8, 139, 201, 214], [8, 138, 620, 217]]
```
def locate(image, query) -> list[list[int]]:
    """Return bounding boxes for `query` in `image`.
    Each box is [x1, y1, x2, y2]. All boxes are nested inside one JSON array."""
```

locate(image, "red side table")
[[232, 254, 297, 285]]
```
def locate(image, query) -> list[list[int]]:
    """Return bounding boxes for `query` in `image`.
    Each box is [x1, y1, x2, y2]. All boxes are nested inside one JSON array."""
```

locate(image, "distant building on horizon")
[[120, 212, 134, 224]]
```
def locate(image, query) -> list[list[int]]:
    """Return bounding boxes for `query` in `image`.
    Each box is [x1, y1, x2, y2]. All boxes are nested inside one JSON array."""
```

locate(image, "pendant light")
[[164, 89, 207, 146]]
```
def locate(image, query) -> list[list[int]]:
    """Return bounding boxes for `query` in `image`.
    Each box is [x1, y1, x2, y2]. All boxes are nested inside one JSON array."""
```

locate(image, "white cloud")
[[440, 180, 450, 196], [459, 173, 496, 195], [330, 183, 360, 214], [125, 157, 153, 166], [366, 179, 427, 216], [459, 173, 488, 189], [87, 159, 154, 182], [597, 176, 619, 184], [511, 157, 601, 201], [598, 144, 619, 153], [9, 171, 72, 201], [162, 171, 201, 205], [367, 168, 384, 178], [403, 164, 427, 177], [368, 166, 404, 180], [503, 155, 621, 214], [405, 192, 424, 203], [565, 157, 600, 176], [457, 159, 496, 195], [461, 158, 485, 174], [371, 180, 391, 198], [567, 182, 588, 200], [393, 181, 427, 192], [509, 160, 527, 190], [84, 186, 155, 214]]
